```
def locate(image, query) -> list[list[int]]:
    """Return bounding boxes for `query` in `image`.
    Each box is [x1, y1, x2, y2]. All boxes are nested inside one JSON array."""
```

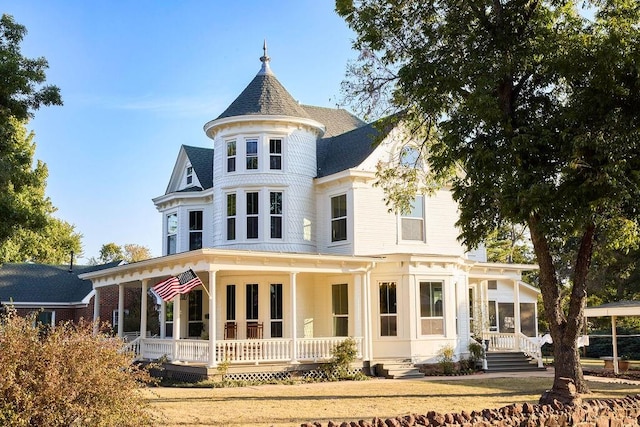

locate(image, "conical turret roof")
[[215, 43, 311, 120]]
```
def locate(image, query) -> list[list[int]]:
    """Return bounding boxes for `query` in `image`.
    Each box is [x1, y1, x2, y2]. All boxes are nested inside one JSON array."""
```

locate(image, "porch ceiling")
[[78, 248, 381, 288]]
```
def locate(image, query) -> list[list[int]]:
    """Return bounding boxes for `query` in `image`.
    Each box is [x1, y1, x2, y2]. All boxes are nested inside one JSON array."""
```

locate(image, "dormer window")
[[246, 139, 258, 170], [269, 138, 282, 170], [186, 166, 193, 185], [227, 140, 236, 173]]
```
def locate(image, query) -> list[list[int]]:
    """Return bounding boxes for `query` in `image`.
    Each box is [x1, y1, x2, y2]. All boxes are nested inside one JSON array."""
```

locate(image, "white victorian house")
[[79, 48, 541, 379]]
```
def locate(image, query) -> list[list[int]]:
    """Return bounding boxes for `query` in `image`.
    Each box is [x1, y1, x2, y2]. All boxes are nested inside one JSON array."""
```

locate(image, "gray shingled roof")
[[302, 105, 365, 138], [0, 261, 121, 304], [216, 72, 311, 120], [317, 120, 389, 178], [183, 145, 214, 190]]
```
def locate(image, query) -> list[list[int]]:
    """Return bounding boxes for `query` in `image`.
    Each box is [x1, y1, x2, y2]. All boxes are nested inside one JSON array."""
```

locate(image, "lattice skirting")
[[159, 365, 366, 383]]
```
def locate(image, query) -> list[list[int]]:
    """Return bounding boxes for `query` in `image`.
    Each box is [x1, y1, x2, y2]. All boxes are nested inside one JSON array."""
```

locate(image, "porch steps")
[[374, 360, 425, 379], [485, 352, 546, 373]]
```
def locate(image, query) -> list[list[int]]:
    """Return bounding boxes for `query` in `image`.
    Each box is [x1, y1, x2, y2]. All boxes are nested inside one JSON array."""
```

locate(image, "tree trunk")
[[528, 215, 593, 404]]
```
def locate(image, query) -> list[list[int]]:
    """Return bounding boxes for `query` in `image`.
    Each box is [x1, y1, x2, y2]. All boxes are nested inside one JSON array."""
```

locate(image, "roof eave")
[[204, 115, 325, 139]]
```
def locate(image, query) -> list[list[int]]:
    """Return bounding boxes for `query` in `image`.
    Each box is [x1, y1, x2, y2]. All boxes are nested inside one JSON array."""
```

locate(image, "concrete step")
[[485, 352, 546, 372], [374, 360, 425, 379]]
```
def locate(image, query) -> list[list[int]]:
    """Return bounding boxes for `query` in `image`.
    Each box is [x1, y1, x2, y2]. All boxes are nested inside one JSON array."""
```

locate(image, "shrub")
[[0, 306, 156, 426], [468, 340, 485, 368], [323, 337, 367, 381], [437, 344, 456, 375]]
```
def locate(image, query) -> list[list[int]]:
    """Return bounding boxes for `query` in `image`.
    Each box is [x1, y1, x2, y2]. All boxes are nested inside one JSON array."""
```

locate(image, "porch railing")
[[132, 336, 363, 365], [483, 332, 543, 367]]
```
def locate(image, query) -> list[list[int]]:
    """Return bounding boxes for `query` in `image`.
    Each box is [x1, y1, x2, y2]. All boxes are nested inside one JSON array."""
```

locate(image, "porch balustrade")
[[482, 331, 543, 367], [125, 336, 363, 365]]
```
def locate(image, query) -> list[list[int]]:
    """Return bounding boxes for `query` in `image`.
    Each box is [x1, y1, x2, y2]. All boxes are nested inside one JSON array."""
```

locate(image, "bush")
[[437, 344, 456, 375], [0, 306, 156, 426], [323, 337, 368, 381]]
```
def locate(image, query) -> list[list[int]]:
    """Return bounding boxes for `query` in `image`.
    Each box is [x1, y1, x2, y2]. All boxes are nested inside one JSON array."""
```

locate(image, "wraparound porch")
[[123, 336, 363, 365]]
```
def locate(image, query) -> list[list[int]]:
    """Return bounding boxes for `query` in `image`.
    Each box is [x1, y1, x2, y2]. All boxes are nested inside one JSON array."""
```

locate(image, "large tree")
[[0, 14, 62, 248], [337, 0, 640, 403]]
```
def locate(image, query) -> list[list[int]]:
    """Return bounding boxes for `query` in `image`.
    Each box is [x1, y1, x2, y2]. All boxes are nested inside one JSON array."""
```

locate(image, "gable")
[[165, 145, 213, 194]]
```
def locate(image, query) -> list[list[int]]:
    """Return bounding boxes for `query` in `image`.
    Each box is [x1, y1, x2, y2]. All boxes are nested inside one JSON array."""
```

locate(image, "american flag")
[[152, 269, 204, 302]]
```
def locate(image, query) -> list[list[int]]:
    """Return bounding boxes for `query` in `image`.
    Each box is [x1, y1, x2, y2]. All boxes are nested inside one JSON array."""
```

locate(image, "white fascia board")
[[314, 169, 376, 186], [204, 115, 326, 139], [152, 187, 214, 208]]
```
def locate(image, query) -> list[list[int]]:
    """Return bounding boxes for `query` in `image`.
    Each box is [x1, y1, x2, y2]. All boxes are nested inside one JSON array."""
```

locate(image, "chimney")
[[68, 251, 74, 273]]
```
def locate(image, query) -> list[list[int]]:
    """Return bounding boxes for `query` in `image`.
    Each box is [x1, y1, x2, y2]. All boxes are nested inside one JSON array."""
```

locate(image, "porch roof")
[[78, 248, 382, 288], [584, 300, 640, 317]]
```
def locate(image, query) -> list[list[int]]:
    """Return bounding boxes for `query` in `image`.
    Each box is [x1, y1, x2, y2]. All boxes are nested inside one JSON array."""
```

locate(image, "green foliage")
[[322, 337, 367, 381], [337, 0, 640, 395], [90, 243, 153, 265], [437, 344, 455, 375], [0, 15, 67, 258], [0, 306, 156, 426], [0, 216, 82, 264], [467, 341, 485, 366]]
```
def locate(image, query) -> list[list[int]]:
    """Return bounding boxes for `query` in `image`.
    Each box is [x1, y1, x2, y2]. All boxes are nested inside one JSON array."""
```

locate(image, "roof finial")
[[258, 39, 273, 76]]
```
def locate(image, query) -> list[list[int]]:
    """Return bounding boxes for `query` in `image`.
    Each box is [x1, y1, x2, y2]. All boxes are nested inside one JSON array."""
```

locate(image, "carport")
[[584, 300, 640, 374]]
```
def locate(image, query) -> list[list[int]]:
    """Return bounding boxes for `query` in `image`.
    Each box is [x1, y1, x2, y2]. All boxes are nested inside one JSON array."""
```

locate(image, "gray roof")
[[302, 105, 365, 138], [183, 145, 214, 190], [216, 71, 311, 120], [0, 261, 121, 304], [317, 121, 385, 178]]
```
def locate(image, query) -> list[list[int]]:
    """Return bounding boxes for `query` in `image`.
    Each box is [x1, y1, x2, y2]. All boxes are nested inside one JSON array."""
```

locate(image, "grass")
[[142, 373, 640, 426]]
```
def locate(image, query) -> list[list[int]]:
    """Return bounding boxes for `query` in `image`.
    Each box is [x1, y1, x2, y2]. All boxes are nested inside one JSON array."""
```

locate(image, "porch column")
[[290, 272, 298, 364], [365, 269, 373, 362], [159, 301, 166, 338], [207, 270, 217, 368], [513, 280, 521, 349], [140, 279, 148, 338], [612, 315, 619, 375], [172, 294, 180, 361], [118, 284, 125, 337], [93, 287, 100, 335], [354, 274, 363, 358]]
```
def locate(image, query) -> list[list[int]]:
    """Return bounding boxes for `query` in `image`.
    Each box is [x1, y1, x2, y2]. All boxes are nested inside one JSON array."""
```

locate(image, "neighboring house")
[[79, 47, 541, 376], [0, 261, 127, 328]]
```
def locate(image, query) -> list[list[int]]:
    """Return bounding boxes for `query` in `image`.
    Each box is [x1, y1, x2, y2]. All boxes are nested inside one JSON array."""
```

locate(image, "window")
[[246, 192, 259, 239], [399, 146, 420, 167], [270, 191, 282, 239], [419, 281, 444, 335], [498, 302, 515, 333], [246, 139, 258, 170], [226, 193, 236, 240], [488, 300, 497, 331], [401, 195, 424, 241], [226, 285, 236, 321], [332, 284, 349, 336], [270, 283, 283, 338], [189, 211, 203, 250], [112, 309, 129, 329], [246, 284, 259, 321], [331, 194, 347, 242], [166, 213, 178, 255], [379, 281, 397, 336], [186, 166, 193, 185], [227, 140, 236, 172], [37, 310, 55, 326], [520, 303, 536, 337], [165, 301, 174, 338], [188, 290, 203, 337], [269, 138, 282, 170]]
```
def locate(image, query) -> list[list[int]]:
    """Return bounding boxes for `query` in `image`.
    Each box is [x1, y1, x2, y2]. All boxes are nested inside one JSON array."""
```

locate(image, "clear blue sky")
[[4, 1, 357, 262]]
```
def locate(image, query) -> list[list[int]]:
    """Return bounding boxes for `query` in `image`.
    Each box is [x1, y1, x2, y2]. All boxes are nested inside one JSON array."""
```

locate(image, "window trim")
[[269, 191, 283, 239], [245, 138, 259, 170], [270, 283, 283, 338], [188, 210, 203, 250], [330, 194, 348, 243], [186, 165, 193, 185], [332, 283, 349, 337], [379, 281, 398, 337], [269, 138, 283, 170], [418, 280, 445, 336], [400, 195, 425, 242], [246, 191, 259, 239], [226, 140, 237, 173], [226, 193, 236, 241], [166, 212, 178, 255]]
